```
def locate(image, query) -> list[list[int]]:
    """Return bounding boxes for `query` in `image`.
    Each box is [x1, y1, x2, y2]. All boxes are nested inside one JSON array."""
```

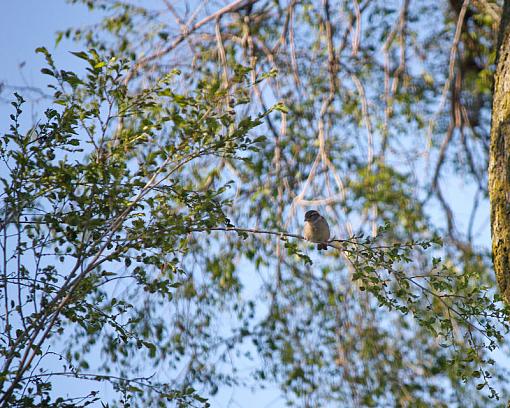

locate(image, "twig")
[[125, 0, 259, 83]]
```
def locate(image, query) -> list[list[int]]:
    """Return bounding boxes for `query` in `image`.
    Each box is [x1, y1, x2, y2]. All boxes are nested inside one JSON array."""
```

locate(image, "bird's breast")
[[303, 221, 314, 241]]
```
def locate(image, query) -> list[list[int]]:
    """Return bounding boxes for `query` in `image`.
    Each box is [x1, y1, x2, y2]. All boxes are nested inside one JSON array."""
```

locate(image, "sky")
[[0, 1, 89, 80], [0, 1, 91, 121]]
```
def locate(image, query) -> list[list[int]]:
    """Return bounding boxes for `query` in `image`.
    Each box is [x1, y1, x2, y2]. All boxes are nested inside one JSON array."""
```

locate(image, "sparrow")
[[303, 210, 330, 250]]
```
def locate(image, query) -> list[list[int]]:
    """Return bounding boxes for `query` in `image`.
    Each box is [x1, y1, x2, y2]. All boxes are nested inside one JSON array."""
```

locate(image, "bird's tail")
[[317, 243, 328, 250]]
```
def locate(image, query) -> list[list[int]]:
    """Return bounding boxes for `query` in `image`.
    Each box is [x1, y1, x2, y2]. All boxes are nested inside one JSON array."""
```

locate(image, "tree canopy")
[[1, 0, 510, 407]]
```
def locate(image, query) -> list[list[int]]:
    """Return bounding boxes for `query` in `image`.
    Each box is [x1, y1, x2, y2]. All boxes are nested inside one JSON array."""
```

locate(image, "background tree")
[[489, 0, 510, 304], [1, 0, 510, 407]]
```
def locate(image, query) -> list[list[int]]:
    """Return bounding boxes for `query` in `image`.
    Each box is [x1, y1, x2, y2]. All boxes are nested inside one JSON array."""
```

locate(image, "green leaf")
[[70, 51, 90, 61]]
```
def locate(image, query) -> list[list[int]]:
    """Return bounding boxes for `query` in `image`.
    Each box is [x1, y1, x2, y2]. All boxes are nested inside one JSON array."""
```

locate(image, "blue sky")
[[0, 1, 90, 83], [0, 1, 92, 121]]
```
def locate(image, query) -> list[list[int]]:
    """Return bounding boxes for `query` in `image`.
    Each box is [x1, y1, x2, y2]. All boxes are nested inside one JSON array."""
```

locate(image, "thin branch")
[[425, 0, 470, 152], [125, 0, 259, 83]]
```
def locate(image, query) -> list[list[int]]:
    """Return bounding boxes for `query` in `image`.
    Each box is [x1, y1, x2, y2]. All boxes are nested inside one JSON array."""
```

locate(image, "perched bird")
[[303, 210, 330, 250]]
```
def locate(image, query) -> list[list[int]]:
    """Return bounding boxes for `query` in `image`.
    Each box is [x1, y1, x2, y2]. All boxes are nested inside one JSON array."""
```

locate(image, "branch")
[[190, 226, 363, 251], [125, 0, 259, 83]]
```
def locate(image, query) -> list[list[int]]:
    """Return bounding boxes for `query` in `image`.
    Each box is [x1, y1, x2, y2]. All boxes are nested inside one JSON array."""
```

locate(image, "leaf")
[[273, 102, 289, 113], [55, 32, 64, 47], [35, 46, 49, 56], [70, 51, 90, 61]]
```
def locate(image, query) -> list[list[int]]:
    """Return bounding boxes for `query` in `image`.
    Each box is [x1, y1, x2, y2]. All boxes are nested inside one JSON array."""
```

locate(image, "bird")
[[303, 210, 330, 250]]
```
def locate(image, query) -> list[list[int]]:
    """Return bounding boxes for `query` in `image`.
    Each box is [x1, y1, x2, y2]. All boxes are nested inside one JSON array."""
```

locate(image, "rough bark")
[[489, 0, 510, 304]]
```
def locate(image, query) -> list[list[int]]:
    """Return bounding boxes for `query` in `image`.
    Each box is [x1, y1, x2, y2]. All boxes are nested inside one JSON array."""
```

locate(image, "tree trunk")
[[489, 0, 510, 304]]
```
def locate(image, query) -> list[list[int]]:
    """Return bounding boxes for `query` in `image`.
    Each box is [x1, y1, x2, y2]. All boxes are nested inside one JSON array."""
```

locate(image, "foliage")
[[0, 48, 271, 406], [1, 0, 509, 407]]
